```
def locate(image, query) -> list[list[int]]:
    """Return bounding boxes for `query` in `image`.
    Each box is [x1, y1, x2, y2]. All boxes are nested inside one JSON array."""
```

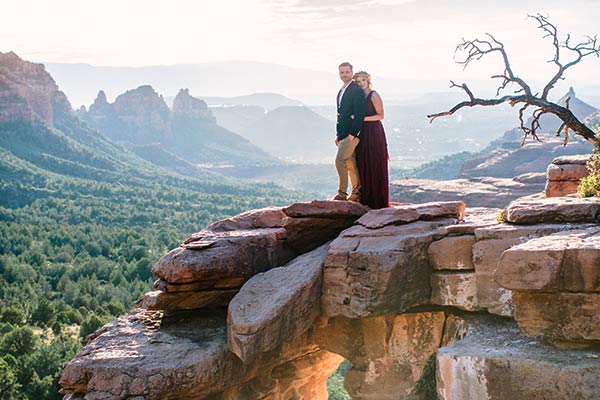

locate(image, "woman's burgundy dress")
[[356, 91, 389, 209]]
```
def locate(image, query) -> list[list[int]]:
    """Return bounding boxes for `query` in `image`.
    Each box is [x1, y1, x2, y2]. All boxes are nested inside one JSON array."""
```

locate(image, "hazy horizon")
[[3, 0, 600, 107]]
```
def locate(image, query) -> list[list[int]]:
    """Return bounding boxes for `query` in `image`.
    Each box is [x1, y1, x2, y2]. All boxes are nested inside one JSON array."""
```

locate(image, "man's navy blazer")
[[336, 81, 366, 140]]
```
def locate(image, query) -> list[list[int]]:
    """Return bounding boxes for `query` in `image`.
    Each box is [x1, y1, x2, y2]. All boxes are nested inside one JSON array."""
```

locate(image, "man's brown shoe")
[[333, 194, 347, 201], [348, 195, 361, 202]]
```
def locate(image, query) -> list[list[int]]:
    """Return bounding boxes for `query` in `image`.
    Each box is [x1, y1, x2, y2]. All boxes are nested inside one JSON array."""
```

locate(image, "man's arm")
[[350, 87, 366, 137]]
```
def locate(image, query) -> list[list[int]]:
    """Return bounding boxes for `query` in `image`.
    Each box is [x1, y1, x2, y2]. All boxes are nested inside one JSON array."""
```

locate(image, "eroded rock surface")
[[228, 244, 328, 363], [503, 195, 600, 224], [436, 315, 600, 400], [61, 196, 600, 400]]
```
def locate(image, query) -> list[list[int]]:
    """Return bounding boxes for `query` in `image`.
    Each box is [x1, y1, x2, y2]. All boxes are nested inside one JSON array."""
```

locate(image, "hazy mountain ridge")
[[81, 86, 277, 169]]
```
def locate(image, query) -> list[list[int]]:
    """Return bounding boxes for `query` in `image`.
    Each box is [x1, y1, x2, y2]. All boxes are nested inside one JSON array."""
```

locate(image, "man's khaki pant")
[[335, 136, 361, 198]]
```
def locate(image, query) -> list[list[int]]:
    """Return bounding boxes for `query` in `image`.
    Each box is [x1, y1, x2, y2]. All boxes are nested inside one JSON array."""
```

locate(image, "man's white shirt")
[[338, 82, 351, 108]]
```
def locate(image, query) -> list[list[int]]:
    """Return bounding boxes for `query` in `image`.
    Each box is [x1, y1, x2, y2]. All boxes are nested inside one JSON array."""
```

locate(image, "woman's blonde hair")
[[353, 71, 372, 88]]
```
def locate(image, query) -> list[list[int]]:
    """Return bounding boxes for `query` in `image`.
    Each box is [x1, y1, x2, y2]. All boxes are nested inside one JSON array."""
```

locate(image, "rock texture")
[[228, 244, 328, 363], [0, 51, 71, 126], [322, 201, 465, 318], [503, 195, 600, 224], [545, 155, 591, 197], [390, 175, 546, 208], [61, 193, 600, 399], [436, 315, 600, 400], [81, 85, 274, 168]]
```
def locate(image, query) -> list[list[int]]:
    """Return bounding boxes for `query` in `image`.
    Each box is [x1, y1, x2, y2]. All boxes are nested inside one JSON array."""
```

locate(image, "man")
[[334, 62, 366, 201]]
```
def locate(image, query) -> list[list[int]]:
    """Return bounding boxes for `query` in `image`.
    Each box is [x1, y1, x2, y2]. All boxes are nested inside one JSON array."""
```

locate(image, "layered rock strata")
[[545, 154, 591, 197], [140, 201, 369, 314], [61, 197, 600, 399]]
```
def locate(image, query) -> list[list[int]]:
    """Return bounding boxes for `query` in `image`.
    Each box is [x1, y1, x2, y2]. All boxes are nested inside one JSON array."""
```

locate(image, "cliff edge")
[[59, 193, 600, 399]]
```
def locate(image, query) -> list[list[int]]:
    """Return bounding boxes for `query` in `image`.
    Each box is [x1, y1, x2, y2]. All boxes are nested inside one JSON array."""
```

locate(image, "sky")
[[3, 0, 600, 91]]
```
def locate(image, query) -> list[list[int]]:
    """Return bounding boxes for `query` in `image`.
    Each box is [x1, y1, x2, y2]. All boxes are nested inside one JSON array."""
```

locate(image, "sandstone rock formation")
[[0, 51, 72, 126], [60, 196, 600, 399], [545, 154, 591, 197], [81, 85, 274, 169]]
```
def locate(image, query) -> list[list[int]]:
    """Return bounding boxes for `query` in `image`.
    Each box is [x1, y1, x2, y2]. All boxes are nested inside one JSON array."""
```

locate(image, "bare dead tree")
[[428, 14, 600, 145]]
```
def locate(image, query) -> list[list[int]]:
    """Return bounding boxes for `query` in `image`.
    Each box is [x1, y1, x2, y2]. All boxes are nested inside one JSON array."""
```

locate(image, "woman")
[[353, 71, 390, 209]]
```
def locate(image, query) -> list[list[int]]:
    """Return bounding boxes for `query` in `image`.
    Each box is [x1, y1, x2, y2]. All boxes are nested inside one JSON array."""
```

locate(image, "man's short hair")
[[339, 62, 353, 70]]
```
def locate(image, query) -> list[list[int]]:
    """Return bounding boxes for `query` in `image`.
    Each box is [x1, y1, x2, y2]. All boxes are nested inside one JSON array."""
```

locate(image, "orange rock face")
[[0, 51, 70, 126]]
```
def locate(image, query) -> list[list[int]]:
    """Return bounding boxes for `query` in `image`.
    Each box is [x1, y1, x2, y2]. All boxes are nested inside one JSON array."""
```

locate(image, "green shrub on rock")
[[578, 133, 600, 198]]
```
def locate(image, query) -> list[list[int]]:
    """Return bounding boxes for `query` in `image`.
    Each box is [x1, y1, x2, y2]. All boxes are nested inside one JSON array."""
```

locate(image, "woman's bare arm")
[[364, 92, 384, 121]]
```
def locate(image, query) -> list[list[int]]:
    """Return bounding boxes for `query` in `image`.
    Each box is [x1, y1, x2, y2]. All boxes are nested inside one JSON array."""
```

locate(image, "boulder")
[[503, 196, 600, 224], [513, 292, 600, 342], [428, 235, 475, 270], [431, 272, 480, 311], [152, 228, 295, 284], [322, 218, 457, 318], [227, 244, 328, 363], [206, 207, 287, 232], [356, 201, 465, 229], [546, 163, 589, 181], [472, 222, 596, 316], [496, 228, 600, 292], [437, 315, 600, 400]]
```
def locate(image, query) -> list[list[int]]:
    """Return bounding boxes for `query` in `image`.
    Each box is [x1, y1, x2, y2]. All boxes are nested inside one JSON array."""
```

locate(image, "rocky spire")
[[172, 88, 216, 123]]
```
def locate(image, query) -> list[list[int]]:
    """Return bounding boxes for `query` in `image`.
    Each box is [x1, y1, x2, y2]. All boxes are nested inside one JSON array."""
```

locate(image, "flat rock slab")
[[356, 201, 465, 229], [206, 207, 287, 232], [228, 244, 328, 363], [551, 154, 591, 165], [152, 228, 295, 284], [283, 200, 370, 218], [428, 235, 475, 270], [431, 272, 480, 311], [497, 227, 600, 292], [513, 292, 600, 342], [135, 289, 238, 311], [435, 207, 500, 236], [546, 163, 589, 181], [322, 218, 457, 318], [503, 196, 600, 224], [437, 315, 600, 400], [153, 277, 245, 292]]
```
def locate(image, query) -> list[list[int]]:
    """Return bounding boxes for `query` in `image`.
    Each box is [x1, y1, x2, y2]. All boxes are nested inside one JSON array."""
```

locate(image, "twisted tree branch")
[[428, 13, 600, 145]]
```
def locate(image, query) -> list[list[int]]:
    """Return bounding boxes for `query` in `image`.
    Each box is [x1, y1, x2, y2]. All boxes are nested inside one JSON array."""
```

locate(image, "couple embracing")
[[334, 62, 389, 209]]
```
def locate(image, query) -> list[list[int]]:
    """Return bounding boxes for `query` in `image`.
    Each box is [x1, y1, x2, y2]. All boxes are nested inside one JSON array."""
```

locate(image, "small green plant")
[[577, 132, 600, 198]]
